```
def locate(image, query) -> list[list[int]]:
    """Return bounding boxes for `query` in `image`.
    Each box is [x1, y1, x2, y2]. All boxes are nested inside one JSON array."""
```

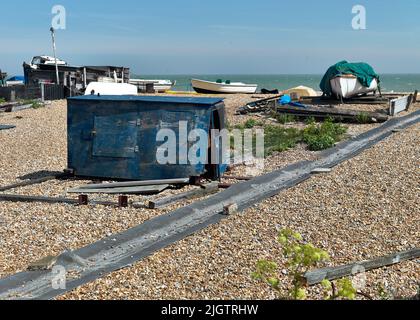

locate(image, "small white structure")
[[84, 82, 138, 96], [330, 74, 379, 99], [191, 79, 258, 94], [129, 79, 175, 93]]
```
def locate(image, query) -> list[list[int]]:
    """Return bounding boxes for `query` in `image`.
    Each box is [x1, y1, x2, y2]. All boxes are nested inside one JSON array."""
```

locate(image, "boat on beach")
[[330, 74, 379, 99], [129, 79, 176, 93], [191, 79, 258, 94], [320, 61, 380, 100]]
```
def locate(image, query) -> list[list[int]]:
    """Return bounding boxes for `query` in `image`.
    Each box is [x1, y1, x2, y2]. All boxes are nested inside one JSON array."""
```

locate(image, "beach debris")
[[260, 88, 280, 94], [222, 203, 239, 216], [0, 172, 70, 192], [145, 182, 219, 209], [68, 184, 170, 195], [0, 125, 15, 131], [76, 178, 190, 190], [311, 168, 332, 174], [238, 94, 283, 114], [304, 248, 420, 286], [283, 85, 318, 97], [389, 95, 413, 116], [275, 104, 389, 123], [27, 255, 58, 271], [0, 193, 116, 206]]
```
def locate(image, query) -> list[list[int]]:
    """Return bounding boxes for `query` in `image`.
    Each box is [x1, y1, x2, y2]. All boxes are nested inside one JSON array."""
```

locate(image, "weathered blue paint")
[[67, 95, 227, 181]]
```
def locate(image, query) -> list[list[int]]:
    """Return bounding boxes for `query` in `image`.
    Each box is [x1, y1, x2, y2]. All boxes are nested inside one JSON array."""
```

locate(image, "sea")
[[136, 74, 420, 93]]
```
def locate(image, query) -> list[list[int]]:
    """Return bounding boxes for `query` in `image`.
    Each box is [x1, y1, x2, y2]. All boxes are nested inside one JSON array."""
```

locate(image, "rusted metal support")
[[78, 195, 88, 206], [118, 195, 129, 208]]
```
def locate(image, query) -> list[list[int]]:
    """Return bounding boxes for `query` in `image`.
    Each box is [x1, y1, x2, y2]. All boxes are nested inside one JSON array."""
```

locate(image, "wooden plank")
[[304, 248, 420, 286], [68, 184, 170, 195], [146, 182, 219, 209], [0, 193, 115, 206], [276, 104, 389, 122], [0, 125, 15, 131], [389, 95, 413, 116], [413, 90, 417, 103], [0, 173, 69, 192], [223, 175, 253, 181], [77, 178, 190, 190]]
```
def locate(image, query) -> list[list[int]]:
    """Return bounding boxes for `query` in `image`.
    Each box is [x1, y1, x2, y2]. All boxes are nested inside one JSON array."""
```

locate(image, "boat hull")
[[191, 79, 258, 94], [129, 79, 175, 93], [330, 75, 378, 99]]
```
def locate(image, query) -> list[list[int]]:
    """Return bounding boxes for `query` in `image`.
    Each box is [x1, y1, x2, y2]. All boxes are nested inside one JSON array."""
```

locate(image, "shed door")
[[92, 113, 138, 158]]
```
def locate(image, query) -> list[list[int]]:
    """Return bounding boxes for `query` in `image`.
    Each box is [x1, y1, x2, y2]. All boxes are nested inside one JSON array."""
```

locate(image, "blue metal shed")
[[67, 95, 227, 181]]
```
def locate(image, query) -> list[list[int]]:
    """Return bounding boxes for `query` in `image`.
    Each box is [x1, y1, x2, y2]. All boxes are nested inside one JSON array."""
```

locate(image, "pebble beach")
[[0, 94, 419, 300]]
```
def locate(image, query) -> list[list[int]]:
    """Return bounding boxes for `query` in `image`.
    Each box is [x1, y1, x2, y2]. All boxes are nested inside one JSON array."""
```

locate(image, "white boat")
[[129, 79, 175, 93], [84, 82, 138, 96], [29, 55, 67, 69], [330, 74, 379, 99], [191, 79, 258, 94]]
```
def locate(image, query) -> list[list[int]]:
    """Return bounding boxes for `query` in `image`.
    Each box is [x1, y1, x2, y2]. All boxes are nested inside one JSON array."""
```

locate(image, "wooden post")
[[304, 248, 420, 286]]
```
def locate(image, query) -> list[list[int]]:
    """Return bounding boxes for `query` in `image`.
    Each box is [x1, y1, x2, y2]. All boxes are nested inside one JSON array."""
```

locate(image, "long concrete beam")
[[0, 110, 419, 300]]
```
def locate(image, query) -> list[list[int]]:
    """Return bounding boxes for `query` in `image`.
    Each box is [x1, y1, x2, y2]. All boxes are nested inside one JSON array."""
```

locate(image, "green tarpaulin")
[[320, 61, 380, 96]]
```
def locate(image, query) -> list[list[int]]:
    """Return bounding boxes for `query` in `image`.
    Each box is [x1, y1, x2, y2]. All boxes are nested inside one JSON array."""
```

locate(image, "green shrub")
[[253, 228, 357, 300], [303, 118, 347, 151], [276, 114, 297, 124], [264, 126, 302, 155], [357, 112, 371, 124]]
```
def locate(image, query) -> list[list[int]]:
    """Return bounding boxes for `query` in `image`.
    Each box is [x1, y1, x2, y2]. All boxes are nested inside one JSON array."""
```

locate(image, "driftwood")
[[304, 248, 420, 286], [275, 104, 389, 123], [0, 173, 69, 192], [0, 193, 116, 206], [146, 182, 219, 209]]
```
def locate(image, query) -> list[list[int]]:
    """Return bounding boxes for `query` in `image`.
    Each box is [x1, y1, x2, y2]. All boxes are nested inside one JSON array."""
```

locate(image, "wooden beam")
[[304, 248, 420, 286], [146, 182, 219, 209], [0, 173, 70, 192], [76, 178, 190, 190], [68, 185, 170, 195], [0, 193, 116, 206], [276, 104, 389, 123]]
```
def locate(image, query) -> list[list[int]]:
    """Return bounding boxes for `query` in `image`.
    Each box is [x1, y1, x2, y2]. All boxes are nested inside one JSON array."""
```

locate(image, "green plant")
[[21, 99, 44, 109], [356, 112, 371, 124], [303, 118, 347, 151], [276, 113, 297, 124], [305, 116, 316, 125], [0, 97, 6, 104], [253, 228, 357, 300], [235, 119, 264, 130], [264, 126, 302, 155]]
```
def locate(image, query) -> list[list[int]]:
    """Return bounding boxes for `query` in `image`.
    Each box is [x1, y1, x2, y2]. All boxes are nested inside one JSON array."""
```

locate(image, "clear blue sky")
[[1, 0, 419, 75]]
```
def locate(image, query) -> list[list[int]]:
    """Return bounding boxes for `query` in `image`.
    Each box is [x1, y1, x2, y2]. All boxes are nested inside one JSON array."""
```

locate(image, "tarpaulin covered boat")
[[320, 61, 380, 99]]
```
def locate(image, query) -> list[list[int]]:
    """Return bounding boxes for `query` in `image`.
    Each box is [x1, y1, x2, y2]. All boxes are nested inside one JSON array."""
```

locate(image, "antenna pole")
[[50, 27, 60, 85]]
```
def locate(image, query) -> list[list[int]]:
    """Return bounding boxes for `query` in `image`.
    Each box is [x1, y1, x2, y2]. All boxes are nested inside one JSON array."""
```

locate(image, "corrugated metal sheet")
[[67, 95, 227, 181]]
